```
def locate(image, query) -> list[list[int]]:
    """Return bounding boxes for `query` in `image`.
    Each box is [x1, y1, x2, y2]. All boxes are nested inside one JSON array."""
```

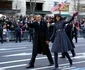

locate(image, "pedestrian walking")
[[26, 15, 54, 69], [72, 23, 78, 43], [61, 23, 76, 58]]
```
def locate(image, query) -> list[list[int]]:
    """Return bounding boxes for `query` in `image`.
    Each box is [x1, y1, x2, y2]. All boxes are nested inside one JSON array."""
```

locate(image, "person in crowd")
[[72, 23, 78, 43], [3, 24, 7, 40], [28, 15, 34, 42], [15, 26, 21, 43], [61, 23, 76, 58], [0, 24, 3, 44], [26, 15, 54, 68], [47, 17, 54, 38], [50, 12, 78, 70]]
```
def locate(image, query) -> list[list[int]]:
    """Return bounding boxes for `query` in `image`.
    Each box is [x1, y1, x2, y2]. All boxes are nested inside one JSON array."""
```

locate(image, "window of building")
[[79, 4, 85, 12], [0, 1, 12, 9], [26, 2, 43, 12], [35, 3, 43, 11]]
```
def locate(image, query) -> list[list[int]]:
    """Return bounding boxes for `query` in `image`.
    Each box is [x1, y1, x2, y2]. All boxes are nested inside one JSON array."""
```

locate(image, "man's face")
[[36, 15, 41, 21]]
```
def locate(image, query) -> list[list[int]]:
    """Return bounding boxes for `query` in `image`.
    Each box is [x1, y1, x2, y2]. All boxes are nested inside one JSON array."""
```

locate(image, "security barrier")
[[3, 31, 29, 41]]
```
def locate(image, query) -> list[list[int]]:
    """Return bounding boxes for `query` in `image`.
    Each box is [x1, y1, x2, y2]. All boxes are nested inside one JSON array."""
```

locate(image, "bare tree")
[[16, 0, 18, 14], [30, 0, 32, 13], [74, 0, 77, 11], [32, 0, 36, 15], [29, 0, 36, 15], [73, 0, 80, 19], [77, 0, 80, 19]]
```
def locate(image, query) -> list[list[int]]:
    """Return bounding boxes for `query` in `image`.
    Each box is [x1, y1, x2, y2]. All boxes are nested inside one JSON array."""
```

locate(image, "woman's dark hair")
[[0, 24, 2, 28], [54, 14, 62, 22]]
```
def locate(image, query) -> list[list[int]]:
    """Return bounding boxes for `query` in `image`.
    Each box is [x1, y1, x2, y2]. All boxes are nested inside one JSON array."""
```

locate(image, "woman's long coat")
[[50, 18, 74, 53]]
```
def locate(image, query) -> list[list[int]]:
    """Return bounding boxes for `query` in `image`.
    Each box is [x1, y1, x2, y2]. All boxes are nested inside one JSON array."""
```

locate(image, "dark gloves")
[[73, 12, 78, 18]]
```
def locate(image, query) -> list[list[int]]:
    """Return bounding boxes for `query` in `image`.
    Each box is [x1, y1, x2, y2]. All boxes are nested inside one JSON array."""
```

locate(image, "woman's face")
[[56, 16, 60, 22]]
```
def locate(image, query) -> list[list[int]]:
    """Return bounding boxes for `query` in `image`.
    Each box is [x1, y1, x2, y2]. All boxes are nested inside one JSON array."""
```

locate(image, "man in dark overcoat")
[[15, 26, 21, 43], [26, 15, 54, 68], [0, 24, 3, 44], [72, 23, 78, 43]]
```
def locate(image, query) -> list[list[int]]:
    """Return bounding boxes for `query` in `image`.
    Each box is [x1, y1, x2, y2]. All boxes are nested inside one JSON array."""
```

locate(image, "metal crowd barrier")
[[1, 30, 85, 41], [3, 31, 29, 41]]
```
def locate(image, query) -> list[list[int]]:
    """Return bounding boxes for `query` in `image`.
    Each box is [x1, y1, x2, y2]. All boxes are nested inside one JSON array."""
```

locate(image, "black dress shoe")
[[52, 67, 59, 70], [70, 60, 73, 67], [48, 63, 54, 66], [26, 65, 34, 68]]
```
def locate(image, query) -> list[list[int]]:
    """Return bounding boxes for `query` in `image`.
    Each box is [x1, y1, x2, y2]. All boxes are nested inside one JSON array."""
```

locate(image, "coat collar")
[[35, 21, 43, 25]]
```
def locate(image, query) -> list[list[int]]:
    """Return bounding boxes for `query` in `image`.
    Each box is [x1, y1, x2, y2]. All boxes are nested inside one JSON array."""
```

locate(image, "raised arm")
[[64, 12, 78, 24], [27, 21, 35, 28], [64, 16, 74, 24]]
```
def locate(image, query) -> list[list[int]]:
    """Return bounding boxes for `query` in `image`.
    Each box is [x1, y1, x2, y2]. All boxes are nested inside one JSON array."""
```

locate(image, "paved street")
[[0, 38, 85, 70]]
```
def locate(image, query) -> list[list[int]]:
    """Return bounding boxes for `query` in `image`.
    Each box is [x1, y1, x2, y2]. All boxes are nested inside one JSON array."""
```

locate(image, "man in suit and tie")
[[26, 15, 54, 68]]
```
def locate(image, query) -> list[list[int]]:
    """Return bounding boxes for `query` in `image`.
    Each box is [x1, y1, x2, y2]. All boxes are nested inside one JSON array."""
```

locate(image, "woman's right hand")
[[73, 12, 78, 17]]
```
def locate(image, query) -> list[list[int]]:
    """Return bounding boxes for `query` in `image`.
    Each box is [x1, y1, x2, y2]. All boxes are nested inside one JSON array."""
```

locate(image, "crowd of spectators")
[[0, 15, 30, 32], [0, 14, 85, 42]]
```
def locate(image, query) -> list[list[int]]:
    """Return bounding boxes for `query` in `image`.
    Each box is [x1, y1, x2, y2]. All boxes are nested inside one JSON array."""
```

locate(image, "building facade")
[[0, 0, 85, 17]]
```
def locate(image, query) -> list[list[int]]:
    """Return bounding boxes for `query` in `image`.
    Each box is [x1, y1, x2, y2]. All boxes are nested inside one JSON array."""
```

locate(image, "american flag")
[[60, 0, 68, 10], [51, 2, 58, 13]]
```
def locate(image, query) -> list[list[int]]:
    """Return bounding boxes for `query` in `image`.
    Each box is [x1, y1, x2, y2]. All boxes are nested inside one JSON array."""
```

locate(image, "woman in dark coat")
[[50, 12, 78, 70]]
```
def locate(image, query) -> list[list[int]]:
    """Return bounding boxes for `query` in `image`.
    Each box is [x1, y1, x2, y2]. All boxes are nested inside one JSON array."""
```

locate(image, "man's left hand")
[[45, 41, 49, 44]]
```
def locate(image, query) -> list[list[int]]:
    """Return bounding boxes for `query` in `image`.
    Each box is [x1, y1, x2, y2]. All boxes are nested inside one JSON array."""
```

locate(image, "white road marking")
[[0, 52, 85, 65], [0, 49, 32, 53], [0, 43, 85, 53], [2, 52, 85, 58], [1, 59, 85, 70], [0, 43, 32, 46], [0, 47, 26, 51], [0, 49, 7, 51], [27, 60, 85, 70], [0, 61, 85, 70], [0, 38, 85, 70], [0, 45, 32, 48], [0, 64, 27, 70], [0, 56, 54, 65], [2, 53, 32, 57], [29, 66, 76, 70], [72, 68, 85, 70], [62, 67, 76, 70]]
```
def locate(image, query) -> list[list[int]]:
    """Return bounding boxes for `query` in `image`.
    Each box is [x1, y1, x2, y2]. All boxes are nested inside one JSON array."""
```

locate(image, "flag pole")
[[59, 4, 61, 14]]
